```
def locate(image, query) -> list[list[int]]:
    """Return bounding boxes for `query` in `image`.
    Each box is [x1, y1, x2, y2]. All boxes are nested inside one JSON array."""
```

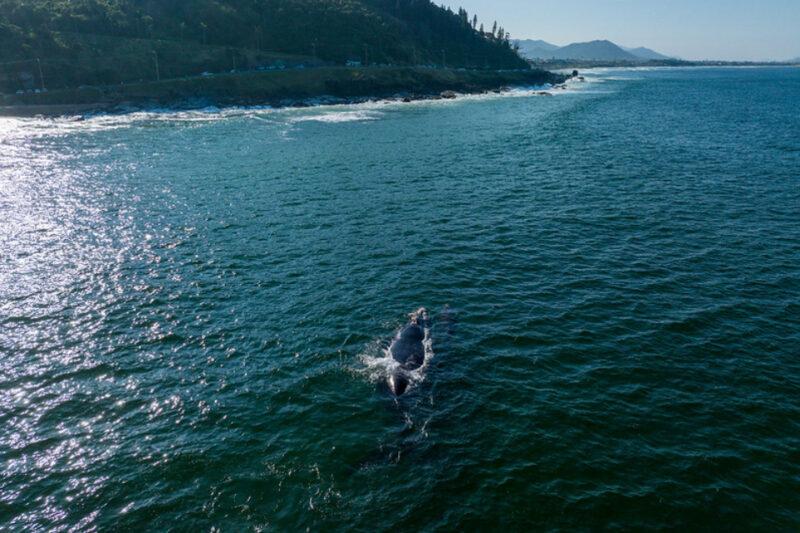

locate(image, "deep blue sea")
[[1, 67, 799, 530]]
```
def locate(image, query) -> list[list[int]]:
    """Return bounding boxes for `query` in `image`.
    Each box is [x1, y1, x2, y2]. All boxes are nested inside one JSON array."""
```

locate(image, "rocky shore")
[[0, 66, 569, 118]]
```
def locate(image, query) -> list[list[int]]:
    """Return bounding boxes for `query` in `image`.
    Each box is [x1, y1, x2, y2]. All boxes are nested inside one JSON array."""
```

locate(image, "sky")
[[441, 0, 800, 61]]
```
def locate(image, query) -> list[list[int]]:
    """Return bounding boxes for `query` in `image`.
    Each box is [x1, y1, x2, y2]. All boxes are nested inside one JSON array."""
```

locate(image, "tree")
[[492, 21, 497, 38], [141, 15, 153, 38], [472, 14, 477, 29], [253, 25, 262, 50], [458, 7, 468, 26]]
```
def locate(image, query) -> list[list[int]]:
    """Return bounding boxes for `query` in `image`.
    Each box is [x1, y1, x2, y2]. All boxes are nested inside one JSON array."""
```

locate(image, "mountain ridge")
[[622, 46, 672, 61], [516, 38, 672, 61], [554, 40, 638, 61]]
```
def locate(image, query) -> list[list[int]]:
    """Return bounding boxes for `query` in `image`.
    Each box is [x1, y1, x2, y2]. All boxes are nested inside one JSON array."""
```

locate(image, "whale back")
[[387, 308, 430, 396], [389, 323, 426, 368]]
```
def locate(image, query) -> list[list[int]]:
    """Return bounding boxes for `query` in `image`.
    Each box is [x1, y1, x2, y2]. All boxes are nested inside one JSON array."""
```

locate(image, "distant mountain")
[[515, 38, 672, 62], [623, 46, 672, 61], [551, 40, 639, 61], [515, 39, 560, 59]]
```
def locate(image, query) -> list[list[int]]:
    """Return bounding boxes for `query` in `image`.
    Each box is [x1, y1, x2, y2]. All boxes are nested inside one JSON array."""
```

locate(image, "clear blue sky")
[[441, 0, 800, 61]]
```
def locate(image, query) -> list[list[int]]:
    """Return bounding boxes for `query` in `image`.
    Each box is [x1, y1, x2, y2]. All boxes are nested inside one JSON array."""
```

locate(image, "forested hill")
[[0, 0, 528, 92]]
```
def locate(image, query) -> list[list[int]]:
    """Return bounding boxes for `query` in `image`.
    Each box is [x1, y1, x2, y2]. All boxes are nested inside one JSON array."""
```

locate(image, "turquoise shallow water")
[[1, 67, 799, 530]]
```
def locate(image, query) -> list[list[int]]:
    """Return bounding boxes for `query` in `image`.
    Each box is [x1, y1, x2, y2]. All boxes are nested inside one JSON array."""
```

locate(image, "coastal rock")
[[3, 68, 569, 117]]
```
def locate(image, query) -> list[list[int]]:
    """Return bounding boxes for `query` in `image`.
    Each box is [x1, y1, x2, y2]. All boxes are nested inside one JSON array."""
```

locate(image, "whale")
[[387, 308, 430, 396]]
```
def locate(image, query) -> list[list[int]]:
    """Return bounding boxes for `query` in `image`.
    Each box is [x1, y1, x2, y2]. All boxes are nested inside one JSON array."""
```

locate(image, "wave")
[[288, 110, 383, 123], [0, 75, 608, 137]]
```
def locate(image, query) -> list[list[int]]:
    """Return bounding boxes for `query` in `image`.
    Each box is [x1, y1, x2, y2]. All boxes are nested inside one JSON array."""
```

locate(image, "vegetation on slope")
[[0, 0, 528, 93]]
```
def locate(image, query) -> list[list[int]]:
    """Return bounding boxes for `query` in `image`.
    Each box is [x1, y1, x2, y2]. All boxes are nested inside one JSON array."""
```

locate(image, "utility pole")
[[152, 51, 160, 81], [36, 58, 45, 91]]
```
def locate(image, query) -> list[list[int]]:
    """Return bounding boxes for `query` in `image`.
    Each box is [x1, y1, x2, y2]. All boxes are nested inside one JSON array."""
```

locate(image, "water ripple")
[[1, 67, 800, 530]]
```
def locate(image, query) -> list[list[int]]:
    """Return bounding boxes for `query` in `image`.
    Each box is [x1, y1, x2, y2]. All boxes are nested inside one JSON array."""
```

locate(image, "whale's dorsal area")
[[387, 308, 430, 396], [390, 323, 425, 368]]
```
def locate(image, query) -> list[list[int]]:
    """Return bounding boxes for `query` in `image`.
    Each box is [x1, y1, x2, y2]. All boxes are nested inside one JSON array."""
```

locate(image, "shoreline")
[[0, 66, 567, 118], [0, 87, 561, 119], [528, 59, 797, 70]]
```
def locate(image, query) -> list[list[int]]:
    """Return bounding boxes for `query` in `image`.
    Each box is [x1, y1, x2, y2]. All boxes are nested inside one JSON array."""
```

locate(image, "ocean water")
[[1, 67, 799, 530]]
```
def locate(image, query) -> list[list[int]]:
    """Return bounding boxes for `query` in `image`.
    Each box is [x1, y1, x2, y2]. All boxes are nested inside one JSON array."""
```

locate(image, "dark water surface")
[[1, 68, 799, 530]]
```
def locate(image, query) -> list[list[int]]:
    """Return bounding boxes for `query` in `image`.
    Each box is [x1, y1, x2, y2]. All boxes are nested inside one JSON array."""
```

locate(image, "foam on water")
[[359, 310, 434, 395], [0, 73, 604, 136], [288, 110, 384, 123]]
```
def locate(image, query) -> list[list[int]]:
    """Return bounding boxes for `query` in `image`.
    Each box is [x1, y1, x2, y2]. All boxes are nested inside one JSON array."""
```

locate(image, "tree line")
[[0, 0, 528, 68]]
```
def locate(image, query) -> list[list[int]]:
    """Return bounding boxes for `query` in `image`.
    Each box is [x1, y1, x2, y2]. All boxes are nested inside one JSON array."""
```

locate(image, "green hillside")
[[0, 0, 528, 93]]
